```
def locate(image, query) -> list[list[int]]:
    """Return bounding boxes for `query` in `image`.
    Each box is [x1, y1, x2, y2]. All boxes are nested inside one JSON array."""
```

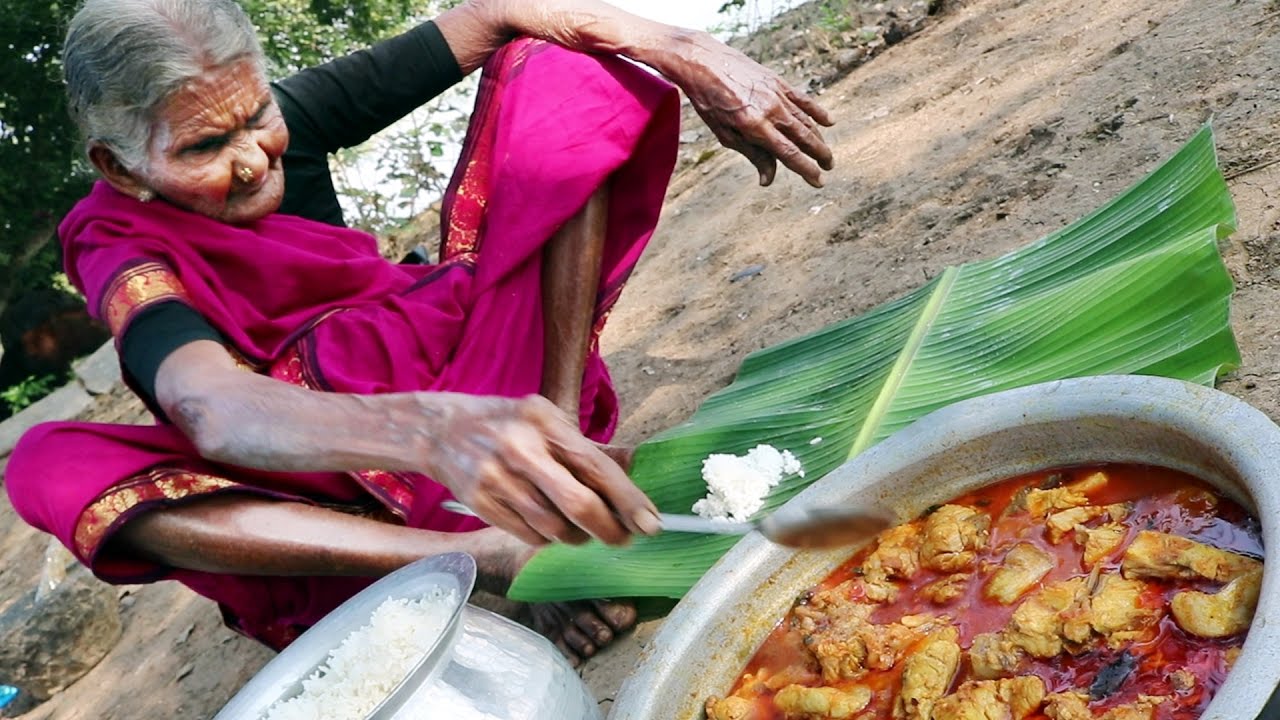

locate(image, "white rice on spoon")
[[692, 444, 804, 523]]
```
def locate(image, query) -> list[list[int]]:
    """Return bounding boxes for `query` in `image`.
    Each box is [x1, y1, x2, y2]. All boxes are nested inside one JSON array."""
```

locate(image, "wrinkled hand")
[[674, 33, 834, 187], [418, 393, 660, 546]]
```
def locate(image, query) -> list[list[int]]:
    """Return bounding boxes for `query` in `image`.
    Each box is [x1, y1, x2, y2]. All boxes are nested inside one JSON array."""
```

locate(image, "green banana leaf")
[[509, 125, 1240, 602]]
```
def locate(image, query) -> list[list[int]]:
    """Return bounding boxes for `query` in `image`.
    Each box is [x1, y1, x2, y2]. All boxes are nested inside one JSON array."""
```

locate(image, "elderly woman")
[[6, 0, 832, 662]]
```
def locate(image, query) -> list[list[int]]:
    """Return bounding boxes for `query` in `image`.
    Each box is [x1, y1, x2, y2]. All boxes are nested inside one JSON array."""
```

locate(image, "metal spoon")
[[441, 500, 893, 549]]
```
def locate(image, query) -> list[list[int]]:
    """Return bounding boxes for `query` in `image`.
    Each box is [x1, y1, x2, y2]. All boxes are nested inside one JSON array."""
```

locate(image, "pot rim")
[[610, 375, 1280, 720]]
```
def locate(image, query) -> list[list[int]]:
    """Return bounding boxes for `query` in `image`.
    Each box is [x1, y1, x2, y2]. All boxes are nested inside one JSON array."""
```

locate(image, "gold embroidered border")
[[444, 158, 486, 258], [102, 262, 192, 336], [74, 469, 241, 560]]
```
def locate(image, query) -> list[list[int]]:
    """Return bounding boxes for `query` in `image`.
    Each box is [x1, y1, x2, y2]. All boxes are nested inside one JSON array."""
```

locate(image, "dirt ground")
[[3, 0, 1278, 717]]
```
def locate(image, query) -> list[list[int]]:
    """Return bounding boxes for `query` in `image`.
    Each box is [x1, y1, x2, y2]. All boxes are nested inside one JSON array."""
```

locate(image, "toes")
[[554, 637, 583, 668], [573, 609, 614, 646], [525, 603, 570, 638], [592, 599, 638, 631], [561, 625, 597, 658]]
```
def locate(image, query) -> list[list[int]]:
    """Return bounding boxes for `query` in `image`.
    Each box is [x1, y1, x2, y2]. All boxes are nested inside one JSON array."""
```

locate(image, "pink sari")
[[5, 39, 678, 649]]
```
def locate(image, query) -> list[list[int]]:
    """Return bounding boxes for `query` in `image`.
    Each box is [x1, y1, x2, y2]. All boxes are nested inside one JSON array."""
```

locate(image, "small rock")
[[729, 264, 766, 282], [641, 366, 656, 376], [175, 662, 195, 682], [177, 622, 196, 645], [678, 130, 702, 144], [780, 32, 808, 54], [834, 47, 866, 70], [0, 384, 94, 457], [0, 565, 122, 701], [884, 22, 906, 45], [72, 341, 121, 395]]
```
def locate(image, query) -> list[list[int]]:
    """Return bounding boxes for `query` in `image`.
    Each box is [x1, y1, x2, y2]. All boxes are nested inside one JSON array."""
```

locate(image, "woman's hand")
[[663, 32, 835, 188], [158, 342, 659, 548], [415, 393, 661, 546], [437, 0, 834, 186]]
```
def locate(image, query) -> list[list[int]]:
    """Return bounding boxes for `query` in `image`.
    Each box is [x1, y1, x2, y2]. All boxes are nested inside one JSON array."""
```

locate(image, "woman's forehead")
[[155, 60, 269, 139]]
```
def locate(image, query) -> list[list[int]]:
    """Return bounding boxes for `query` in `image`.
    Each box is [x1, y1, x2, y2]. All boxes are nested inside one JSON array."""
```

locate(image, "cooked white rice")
[[692, 444, 804, 523], [262, 588, 457, 720]]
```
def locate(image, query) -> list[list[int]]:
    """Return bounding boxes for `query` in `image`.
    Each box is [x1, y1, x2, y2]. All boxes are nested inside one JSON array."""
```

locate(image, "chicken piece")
[[1171, 566, 1262, 638], [1043, 691, 1092, 720], [1100, 695, 1169, 720], [706, 695, 757, 720], [807, 580, 860, 612], [1047, 507, 1099, 544], [865, 523, 924, 580], [1057, 573, 1103, 650], [761, 665, 823, 692], [860, 523, 926, 602], [861, 572, 899, 604], [900, 613, 943, 629], [798, 601, 922, 682], [774, 684, 872, 719], [929, 676, 1046, 720], [1046, 504, 1131, 544], [1026, 472, 1108, 519], [968, 631, 1026, 680], [1072, 471, 1110, 494], [1121, 530, 1261, 583], [986, 544, 1055, 604], [1006, 577, 1091, 658], [922, 573, 970, 604], [1088, 575, 1161, 647], [1168, 669, 1196, 694], [894, 627, 961, 720], [1043, 690, 1170, 720], [1027, 487, 1091, 519], [920, 505, 991, 572], [1077, 523, 1127, 568]]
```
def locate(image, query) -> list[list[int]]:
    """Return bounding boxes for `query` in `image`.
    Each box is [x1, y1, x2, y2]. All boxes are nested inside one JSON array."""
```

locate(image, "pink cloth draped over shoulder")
[[5, 39, 679, 648]]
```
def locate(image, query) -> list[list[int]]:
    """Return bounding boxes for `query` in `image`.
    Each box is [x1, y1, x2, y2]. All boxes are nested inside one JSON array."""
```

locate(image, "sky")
[[607, 0, 735, 33], [608, 0, 803, 36]]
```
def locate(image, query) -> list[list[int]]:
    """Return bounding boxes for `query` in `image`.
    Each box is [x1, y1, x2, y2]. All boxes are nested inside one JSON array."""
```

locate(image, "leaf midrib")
[[847, 266, 960, 460]]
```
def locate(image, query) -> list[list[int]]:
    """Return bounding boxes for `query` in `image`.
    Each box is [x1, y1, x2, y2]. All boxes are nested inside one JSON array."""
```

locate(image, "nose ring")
[[236, 165, 256, 184]]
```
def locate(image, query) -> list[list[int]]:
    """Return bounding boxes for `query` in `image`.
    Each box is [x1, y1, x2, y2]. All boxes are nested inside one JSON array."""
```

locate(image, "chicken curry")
[[705, 465, 1263, 720]]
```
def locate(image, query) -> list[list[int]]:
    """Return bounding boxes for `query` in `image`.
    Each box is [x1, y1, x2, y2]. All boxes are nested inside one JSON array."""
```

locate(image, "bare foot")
[[464, 526, 638, 666]]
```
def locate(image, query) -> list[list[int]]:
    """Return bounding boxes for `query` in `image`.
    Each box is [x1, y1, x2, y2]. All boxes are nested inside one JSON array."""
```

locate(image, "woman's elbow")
[[165, 391, 238, 462]]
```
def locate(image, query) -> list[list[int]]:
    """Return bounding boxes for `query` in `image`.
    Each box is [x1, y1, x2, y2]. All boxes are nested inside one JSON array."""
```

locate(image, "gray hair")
[[63, 0, 265, 170]]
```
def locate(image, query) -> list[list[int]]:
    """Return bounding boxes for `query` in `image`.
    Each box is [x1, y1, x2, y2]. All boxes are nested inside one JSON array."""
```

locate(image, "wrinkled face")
[[141, 59, 287, 225]]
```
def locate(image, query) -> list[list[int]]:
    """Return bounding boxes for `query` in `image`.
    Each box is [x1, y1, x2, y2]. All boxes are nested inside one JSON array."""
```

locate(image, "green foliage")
[[1, 372, 67, 414], [710, 0, 799, 37], [510, 127, 1241, 602], [817, 0, 855, 33], [241, 0, 421, 75], [0, 0, 94, 314], [330, 84, 472, 235]]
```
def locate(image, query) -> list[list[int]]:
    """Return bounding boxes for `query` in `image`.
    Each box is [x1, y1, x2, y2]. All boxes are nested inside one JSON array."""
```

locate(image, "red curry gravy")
[[719, 464, 1263, 720]]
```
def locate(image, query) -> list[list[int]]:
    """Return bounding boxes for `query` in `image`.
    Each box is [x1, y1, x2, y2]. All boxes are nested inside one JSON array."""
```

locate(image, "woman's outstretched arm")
[[110, 494, 521, 594], [434, 0, 835, 187], [153, 340, 660, 547]]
